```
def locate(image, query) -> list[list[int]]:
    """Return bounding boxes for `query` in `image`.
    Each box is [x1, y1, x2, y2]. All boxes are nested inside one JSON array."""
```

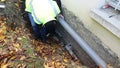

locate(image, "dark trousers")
[[28, 13, 41, 38], [28, 13, 56, 41]]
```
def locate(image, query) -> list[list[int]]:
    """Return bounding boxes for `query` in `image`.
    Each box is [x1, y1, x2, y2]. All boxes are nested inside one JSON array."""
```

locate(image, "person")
[[24, 0, 63, 42]]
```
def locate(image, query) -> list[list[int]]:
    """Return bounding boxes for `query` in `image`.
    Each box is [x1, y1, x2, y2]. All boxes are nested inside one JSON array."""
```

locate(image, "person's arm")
[[53, 0, 64, 19], [53, 0, 62, 13]]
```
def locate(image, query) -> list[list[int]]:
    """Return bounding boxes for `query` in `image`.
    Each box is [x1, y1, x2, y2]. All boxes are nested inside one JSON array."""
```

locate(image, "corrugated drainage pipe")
[[57, 16, 106, 68]]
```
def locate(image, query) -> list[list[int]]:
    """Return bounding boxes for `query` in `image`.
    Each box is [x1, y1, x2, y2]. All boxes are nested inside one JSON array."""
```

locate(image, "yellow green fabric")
[[25, 0, 32, 12], [25, 0, 61, 25]]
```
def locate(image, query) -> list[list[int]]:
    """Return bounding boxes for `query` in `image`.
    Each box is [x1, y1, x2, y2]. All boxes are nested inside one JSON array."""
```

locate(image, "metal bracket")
[[65, 43, 78, 61]]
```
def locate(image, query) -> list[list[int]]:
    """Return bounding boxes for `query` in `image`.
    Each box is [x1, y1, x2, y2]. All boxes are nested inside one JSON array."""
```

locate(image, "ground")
[[0, 0, 87, 68]]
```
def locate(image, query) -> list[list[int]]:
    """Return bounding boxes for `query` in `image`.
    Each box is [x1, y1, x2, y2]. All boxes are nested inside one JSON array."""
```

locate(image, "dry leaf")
[[1, 63, 8, 68], [52, 49, 55, 53], [44, 57, 48, 61], [15, 3, 19, 8], [20, 56, 26, 60], [22, 36, 26, 39], [43, 62, 54, 68], [55, 62, 61, 67], [0, 24, 6, 40], [13, 43, 20, 48], [17, 64, 26, 68], [106, 64, 113, 68], [0, 35, 5, 40], [10, 56, 17, 61], [0, 59, 8, 68], [17, 37, 22, 40], [63, 59, 68, 62]]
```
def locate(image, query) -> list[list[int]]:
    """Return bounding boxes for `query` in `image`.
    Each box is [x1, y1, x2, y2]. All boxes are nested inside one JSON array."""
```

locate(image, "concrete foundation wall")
[[61, 0, 120, 59], [58, 7, 120, 67]]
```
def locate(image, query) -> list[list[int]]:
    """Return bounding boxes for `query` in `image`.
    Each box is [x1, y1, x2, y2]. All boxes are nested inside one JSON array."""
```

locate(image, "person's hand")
[[58, 14, 64, 19]]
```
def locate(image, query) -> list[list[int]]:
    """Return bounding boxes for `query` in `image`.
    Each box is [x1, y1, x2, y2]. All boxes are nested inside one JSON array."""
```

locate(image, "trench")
[[1, 0, 119, 68]]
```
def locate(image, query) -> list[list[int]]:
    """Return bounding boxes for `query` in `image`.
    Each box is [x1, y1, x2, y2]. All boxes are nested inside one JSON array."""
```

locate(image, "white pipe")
[[57, 16, 106, 68]]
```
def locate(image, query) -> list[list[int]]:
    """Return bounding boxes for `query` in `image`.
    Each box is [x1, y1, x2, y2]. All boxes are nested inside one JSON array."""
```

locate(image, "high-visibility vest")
[[25, 0, 61, 25]]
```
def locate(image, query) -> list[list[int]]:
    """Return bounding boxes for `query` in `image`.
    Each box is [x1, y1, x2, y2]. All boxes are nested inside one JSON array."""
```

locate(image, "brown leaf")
[[0, 62, 8, 68], [17, 64, 26, 68], [52, 49, 56, 53], [0, 58, 13, 68], [0, 35, 5, 41], [15, 3, 19, 8], [43, 62, 54, 68], [63, 59, 68, 62], [0, 24, 6, 41], [20, 55, 26, 60], [12, 43, 21, 48], [55, 62, 61, 68], [17, 37, 22, 40], [10, 56, 17, 61], [106, 64, 113, 68]]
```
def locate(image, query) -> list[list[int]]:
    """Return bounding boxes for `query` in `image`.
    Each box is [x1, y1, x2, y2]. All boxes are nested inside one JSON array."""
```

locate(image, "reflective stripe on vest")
[[49, 0, 58, 15], [30, 0, 42, 24]]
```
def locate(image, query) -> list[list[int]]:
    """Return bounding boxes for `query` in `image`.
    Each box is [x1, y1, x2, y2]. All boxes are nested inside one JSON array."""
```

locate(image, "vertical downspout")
[[57, 16, 107, 68]]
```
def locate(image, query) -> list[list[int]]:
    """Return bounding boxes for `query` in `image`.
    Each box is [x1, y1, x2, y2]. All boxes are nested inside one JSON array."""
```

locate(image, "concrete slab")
[[90, 6, 120, 38]]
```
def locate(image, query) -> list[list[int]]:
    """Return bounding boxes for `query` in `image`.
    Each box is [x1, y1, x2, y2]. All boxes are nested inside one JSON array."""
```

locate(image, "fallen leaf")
[[0, 63, 8, 68], [13, 43, 20, 48], [22, 36, 26, 39], [51, 62, 55, 65], [0, 35, 5, 41], [43, 62, 54, 68], [0, 24, 6, 40], [15, 3, 19, 8], [17, 37, 22, 40], [63, 59, 68, 62], [3, 18, 6, 21], [10, 56, 17, 61], [17, 64, 26, 68], [0, 58, 11, 68], [55, 62, 61, 67], [44, 57, 48, 61], [52, 49, 56, 53], [106, 64, 113, 68], [20, 56, 26, 60]]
